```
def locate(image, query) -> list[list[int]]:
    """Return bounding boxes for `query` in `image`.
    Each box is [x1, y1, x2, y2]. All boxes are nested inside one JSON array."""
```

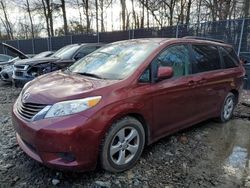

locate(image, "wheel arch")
[[230, 89, 239, 104], [102, 111, 152, 147]]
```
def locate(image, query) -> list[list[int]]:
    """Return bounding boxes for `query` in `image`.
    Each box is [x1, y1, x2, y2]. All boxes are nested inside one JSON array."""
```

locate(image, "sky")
[[4, 0, 143, 36]]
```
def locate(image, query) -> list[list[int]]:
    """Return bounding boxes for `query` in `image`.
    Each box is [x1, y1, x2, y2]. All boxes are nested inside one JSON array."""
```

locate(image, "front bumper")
[[12, 105, 103, 171]]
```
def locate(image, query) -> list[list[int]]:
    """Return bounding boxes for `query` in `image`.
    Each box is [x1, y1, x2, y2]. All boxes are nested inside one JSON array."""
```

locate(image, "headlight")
[[45, 96, 102, 118], [3, 65, 13, 71]]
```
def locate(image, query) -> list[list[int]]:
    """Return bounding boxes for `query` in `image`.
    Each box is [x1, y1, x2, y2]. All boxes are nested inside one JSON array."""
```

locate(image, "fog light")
[[58, 152, 76, 162]]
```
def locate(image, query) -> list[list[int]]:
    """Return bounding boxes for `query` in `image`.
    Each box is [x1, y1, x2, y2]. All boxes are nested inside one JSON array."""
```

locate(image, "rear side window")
[[191, 45, 221, 73], [220, 47, 239, 68]]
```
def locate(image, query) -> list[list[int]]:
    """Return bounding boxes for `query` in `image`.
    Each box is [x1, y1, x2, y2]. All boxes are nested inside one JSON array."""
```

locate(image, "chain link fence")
[[1, 18, 249, 57]]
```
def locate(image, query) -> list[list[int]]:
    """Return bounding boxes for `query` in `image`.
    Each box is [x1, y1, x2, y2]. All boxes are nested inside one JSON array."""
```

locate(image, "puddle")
[[206, 119, 250, 186], [223, 146, 249, 179]]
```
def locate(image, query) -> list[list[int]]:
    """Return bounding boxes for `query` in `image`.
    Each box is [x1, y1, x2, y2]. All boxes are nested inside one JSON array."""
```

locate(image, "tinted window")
[[220, 47, 239, 68], [53, 45, 80, 59], [152, 45, 190, 79], [139, 67, 150, 83], [192, 45, 221, 73]]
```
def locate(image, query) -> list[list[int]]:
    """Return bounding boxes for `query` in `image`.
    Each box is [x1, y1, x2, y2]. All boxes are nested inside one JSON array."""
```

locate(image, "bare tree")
[[120, 0, 126, 30], [244, 0, 250, 18], [82, 0, 90, 32], [60, 0, 68, 35], [0, 0, 14, 39]]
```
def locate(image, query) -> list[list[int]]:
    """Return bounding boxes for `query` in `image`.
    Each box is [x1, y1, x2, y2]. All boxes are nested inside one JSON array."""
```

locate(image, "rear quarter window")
[[220, 47, 239, 68], [191, 45, 221, 74]]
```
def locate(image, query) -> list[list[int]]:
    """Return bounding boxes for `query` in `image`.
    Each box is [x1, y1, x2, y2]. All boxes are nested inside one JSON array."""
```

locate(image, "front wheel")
[[219, 92, 236, 122], [100, 117, 145, 172]]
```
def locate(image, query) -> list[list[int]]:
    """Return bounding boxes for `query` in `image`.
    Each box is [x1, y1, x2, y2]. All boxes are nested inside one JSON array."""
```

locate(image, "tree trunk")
[[244, 0, 250, 18], [45, 0, 54, 36], [131, 0, 136, 29], [146, 0, 149, 28], [84, 0, 90, 33], [41, 0, 50, 37], [140, 0, 144, 28], [26, 0, 34, 39], [61, 0, 68, 35], [186, 0, 192, 25], [95, 0, 99, 33], [120, 0, 126, 30], [100, 0, 105, 32], [0, 1, 13, 39]]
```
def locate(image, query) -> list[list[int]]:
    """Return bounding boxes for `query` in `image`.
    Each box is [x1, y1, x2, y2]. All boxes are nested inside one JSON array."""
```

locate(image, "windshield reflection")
[[69, 41, 158, 80]]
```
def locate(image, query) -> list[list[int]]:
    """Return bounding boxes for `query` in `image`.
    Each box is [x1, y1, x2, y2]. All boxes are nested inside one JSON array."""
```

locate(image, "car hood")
[[22, 71, 119, 104], [1, 43, 28, 59], [14, 57, 60, 66]]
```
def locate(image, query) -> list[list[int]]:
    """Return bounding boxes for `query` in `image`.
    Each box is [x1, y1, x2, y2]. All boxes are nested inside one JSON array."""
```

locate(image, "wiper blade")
[[75, 72, 104, 79]]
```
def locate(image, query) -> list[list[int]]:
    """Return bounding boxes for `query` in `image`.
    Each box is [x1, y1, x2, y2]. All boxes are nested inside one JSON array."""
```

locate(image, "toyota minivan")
[[12, 38, 245, 172]]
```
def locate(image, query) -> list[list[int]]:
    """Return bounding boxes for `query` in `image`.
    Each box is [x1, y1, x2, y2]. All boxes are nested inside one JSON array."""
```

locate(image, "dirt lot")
[[0, 81, 250, 188]]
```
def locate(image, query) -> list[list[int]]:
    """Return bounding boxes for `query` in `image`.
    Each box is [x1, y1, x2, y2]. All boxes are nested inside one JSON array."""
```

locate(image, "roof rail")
[[182, 36, 225, 44]]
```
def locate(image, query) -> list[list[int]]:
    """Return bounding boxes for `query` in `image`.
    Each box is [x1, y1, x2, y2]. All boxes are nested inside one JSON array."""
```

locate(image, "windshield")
[[68, 41, 158, 80], [53, 45, 80, 59]]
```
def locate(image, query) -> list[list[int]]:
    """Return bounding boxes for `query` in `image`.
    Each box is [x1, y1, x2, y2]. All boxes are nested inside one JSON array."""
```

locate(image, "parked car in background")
[[0, 42, 29, 71], [0, 51, 53, 83], [13, 43, 103, 87], [0, 54, 13, 62], [12, 38, 244, 172], [0, 43, 29, 82]]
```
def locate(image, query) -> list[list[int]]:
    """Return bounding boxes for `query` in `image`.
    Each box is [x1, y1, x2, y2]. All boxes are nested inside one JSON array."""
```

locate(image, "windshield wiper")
[[75, 72, 104, 79]]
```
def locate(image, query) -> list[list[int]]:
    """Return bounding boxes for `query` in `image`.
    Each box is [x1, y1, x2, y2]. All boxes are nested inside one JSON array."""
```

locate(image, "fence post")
[[238, 18, 245, 56], [32, 39, 35, 54], [17, 40, 20, 49], [50, 37, 53, 51], [96, 32, 100, 43], [176, 24, 179, 38], [47, 37, 50, 51], [70, 35, 73, 44]]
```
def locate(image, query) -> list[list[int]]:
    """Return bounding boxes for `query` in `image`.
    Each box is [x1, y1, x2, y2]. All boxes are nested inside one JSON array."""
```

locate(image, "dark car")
[[13, 43, 103, 87], [12, 38, 245, 172], [0, 51, 53, 83]]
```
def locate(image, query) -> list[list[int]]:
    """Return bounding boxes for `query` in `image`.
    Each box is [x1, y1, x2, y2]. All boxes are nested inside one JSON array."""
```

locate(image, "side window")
[[191, 45, 221, 73], [152, 45, 190, 79], [220, 47, 239, 68], [74, 46, 97, 60], [139, 67, 150, 83]]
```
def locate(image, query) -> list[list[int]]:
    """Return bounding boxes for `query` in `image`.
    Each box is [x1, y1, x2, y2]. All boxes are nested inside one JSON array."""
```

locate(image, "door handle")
[[188, 80, 196, 87], [197, 78, 207, 85]]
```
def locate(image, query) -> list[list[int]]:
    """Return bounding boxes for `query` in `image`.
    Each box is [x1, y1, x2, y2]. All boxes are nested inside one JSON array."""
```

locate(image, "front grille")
[[15, 71, 23, 77], [17, 101, 46, 120], [15, 65, 26, 69]]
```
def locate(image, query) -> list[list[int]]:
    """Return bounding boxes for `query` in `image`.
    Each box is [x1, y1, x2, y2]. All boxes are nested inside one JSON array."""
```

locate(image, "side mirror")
[[157, 66, 173, 80]]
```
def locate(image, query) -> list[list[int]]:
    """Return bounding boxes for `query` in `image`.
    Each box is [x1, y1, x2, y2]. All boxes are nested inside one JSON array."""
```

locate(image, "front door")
[[149, 44, 197, 138]]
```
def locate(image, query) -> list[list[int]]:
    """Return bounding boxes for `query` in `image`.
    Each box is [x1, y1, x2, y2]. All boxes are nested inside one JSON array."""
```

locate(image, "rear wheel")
[[100, 117, 145, 172], [219, 92, 236, 122]]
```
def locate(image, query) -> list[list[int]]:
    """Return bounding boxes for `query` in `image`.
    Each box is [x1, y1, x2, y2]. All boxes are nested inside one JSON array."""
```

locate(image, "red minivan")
[[12, 38, 245, 172]]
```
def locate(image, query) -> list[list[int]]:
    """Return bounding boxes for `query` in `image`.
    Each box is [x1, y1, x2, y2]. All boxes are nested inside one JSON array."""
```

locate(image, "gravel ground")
[[0, 82, 250, 188]]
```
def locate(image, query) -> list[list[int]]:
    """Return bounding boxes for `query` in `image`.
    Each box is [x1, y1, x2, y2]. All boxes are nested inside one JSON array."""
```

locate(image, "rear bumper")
[[12, 104, 103, 171]]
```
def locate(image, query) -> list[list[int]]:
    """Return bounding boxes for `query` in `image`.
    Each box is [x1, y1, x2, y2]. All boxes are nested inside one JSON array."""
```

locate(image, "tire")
[[218, 92, 236, 123], [100, 116, 145, 173]]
